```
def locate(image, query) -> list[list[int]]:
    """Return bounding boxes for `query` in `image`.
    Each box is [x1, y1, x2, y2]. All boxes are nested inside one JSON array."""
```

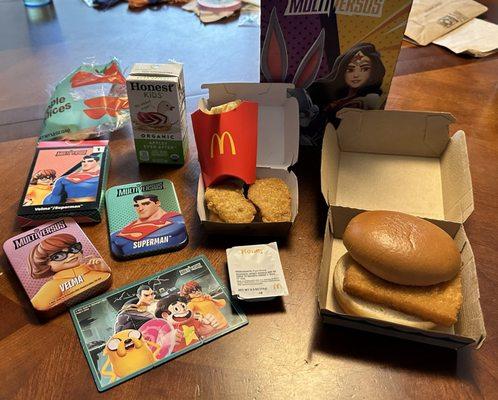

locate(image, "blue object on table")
[[24, 0, 52, 7]]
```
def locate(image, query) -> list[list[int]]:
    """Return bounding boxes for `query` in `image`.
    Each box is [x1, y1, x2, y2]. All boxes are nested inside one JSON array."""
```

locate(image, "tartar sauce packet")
[[226, 242, 288, 301]]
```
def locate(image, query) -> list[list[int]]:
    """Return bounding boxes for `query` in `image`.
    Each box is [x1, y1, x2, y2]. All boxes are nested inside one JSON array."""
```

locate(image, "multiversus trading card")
[[70, 255, 248, 392], [105, 179, 188, 259], [17, 141, 109, 227], [3, 217, 112, 317]]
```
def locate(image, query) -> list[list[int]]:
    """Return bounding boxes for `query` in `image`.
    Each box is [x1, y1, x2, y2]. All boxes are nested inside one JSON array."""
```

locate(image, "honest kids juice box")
[[3, 217, 112, 318], [105, 179, 188, 259], [126, 63, 189, 165]]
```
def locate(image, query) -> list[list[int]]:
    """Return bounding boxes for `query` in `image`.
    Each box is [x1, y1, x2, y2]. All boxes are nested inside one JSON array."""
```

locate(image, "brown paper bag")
[[405, 0, 488, 46]]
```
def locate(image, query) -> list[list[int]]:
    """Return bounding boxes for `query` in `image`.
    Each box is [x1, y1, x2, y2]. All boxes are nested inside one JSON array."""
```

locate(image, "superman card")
[[105, 179, 188, 259], [70, 255, 248, 392], [17, 140, 109, 227]]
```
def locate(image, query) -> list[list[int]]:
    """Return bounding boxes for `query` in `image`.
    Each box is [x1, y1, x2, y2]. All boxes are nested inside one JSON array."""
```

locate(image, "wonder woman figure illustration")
[[309, 42, 386, 125]]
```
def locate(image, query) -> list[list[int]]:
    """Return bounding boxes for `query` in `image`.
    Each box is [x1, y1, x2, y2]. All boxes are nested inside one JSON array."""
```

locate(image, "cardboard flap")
[[201, 83, 299, 169], [454, 226, 486, 348], [130, 63, 182, 77], [318, 211, 334, 310], [336, 109, 454, 157], [441, 130, 474, 223], [321, 112, 471, 226]]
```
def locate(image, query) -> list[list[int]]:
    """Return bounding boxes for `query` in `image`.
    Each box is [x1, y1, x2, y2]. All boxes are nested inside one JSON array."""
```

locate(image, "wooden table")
[[0, 1, 497, 399]]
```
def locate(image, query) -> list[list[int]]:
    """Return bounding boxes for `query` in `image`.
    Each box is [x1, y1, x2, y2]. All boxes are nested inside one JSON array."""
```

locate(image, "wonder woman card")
[[70, 255, 248, 392], [105, 179, 188, 259]]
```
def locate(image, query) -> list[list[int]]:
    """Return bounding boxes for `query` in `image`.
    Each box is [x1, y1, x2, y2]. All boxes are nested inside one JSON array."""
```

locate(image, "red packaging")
[[191, 101, 258, 187]]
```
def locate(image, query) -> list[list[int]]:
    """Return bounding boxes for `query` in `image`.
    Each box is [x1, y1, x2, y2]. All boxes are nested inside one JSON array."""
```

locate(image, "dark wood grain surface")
[[0, 1, 497, 399]]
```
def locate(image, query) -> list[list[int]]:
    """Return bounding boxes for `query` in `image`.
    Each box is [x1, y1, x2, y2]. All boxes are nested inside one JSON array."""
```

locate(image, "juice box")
[[127, 63, 189, 165]]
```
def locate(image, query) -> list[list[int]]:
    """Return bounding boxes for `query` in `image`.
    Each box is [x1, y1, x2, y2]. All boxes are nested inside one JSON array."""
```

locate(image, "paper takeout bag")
[[405, 0, 488, 46], [191, 101, 258, 187]]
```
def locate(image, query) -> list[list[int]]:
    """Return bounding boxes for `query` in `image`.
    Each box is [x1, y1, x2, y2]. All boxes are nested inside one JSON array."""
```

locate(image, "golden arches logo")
[[210, 131, 237, 158]]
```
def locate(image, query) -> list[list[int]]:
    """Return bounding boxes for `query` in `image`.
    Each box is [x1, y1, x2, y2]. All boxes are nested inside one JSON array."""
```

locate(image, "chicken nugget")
[[205, 182, 256, 223], [248, 178, 292, 222]]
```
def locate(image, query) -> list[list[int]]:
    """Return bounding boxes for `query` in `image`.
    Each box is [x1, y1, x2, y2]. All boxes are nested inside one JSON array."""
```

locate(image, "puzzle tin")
[[3, 217, 112, 318], [105, 179, 188, 259]]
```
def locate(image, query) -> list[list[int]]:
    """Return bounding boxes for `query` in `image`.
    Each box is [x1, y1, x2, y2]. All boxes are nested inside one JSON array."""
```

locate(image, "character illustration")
[[110, 194, 187, 258], [138, 318, 178, 360], [23, 169, 56, 206], [43, 154, 101, 205], [114, 285, 157, 333], [309, 42, 386, 124], [155, 294, 218, 352], [180, 281, 228, 330], [100, 329, 159, 382], [261, 7, 325, 129], [29, 234, 111, 311]]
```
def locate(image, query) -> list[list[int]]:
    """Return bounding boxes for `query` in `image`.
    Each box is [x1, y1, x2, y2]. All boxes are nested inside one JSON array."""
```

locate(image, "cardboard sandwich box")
[[318, 109, 486, 349], [196, 83, 299, 236]]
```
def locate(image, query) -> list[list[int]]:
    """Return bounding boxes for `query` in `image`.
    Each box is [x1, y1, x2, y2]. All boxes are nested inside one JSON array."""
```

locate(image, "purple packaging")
[[260, 0, 413, 145], [3, 217, 112, 318]]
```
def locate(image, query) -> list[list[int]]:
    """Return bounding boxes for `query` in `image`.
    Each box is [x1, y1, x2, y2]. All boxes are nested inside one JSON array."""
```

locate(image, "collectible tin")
[[17, 140, 109, 227], [105, 179, 188, 259], [3, 217, 112, 318]]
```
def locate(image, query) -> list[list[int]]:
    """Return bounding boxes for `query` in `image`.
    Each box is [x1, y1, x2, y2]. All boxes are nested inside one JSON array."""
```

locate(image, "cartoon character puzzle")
[[28, 234, 111, 311], [138, 318, 177, 360], [100, 329, 160, 383], [114, 285, 157, 333], [24, 169, 57, 206], [309, 42, 386, 123], [154, 294, 218, 352], [180, 281, 228, 330], [43, 154, 101, 205], [110, 194, 187, 258]]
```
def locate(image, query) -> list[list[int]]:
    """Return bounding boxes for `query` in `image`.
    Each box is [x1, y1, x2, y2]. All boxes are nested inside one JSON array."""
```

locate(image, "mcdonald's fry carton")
[[126, 63, 188, 165], [191, 100, 258, 187], [193, 83, 300, 236]]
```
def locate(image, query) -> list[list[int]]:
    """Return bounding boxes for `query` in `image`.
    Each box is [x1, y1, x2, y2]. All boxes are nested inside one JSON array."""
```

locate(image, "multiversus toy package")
[[3, 217, 112, 318], [17, 140, 109, 227], [105, 179, 188, 259], [260, 0, 413, 145], [70, 256, 247, 392]]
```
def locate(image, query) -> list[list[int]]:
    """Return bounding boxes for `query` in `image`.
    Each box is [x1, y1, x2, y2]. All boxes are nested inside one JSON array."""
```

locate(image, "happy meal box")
[[260, 0, 413, 145], [3, 218, 112, 318]]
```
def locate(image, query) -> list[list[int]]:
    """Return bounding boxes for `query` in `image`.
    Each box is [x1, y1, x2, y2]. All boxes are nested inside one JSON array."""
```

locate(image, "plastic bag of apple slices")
[[40, 59, 129, 141]]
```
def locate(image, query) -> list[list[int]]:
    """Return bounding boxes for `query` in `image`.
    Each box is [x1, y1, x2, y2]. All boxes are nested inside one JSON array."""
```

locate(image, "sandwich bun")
[[333, 254, 437, 330], [343, 210, 461, 286]]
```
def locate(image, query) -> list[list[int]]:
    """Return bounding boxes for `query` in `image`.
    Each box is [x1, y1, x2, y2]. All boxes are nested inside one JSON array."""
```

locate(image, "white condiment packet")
[[226, 242, 288, 301]]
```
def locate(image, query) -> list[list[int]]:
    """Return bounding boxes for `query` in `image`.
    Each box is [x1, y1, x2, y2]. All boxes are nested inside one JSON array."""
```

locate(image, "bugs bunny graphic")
[[261, 7, 325, 141]]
